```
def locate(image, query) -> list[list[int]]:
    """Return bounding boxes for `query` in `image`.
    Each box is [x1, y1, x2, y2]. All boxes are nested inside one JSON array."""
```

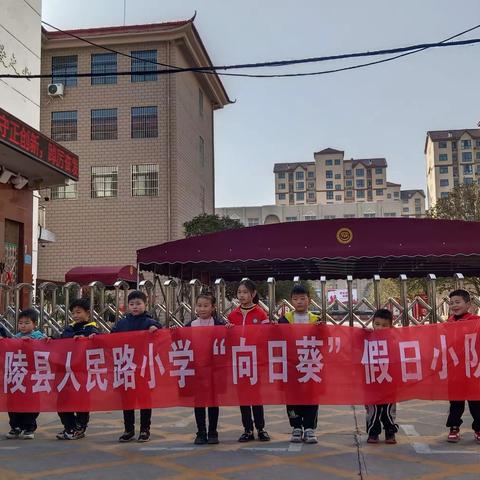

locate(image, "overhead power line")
[[2, 22, 479, 80]]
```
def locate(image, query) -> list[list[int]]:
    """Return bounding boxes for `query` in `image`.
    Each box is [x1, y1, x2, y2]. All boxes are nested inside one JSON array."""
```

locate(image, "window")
[[335, 195, 342, 201], [387, 193, 392, 199], [402, 207, 409, 212], [278, 193, 286, 200], [439, 166, 449, 174], [345, 179, 353, 187], [326, 181, 333, 189], [356, 179, 365, 188], [345, 169, 352, 176], [91, 109, 117, 140], [324, 215, 336, 219], [131, 164, 159, 196], [440, 179, 449, 187], [440, 192, 449, 199], [375, 167, 383, 174], [461, 139, 472, 149], [296, 192, 305, 201], [344, 214, 355, 218], [356, 168, 365, 177], [452, 142, 457, 151], [248, 218, 260, 227], [463, 164, 473, 175], [375, 178, 383, 185], [295, 171, 304, 180], [326, 191, 334, 200], [394, 191, 400, 198], [464, 177, 474, 185], [131, 106, 158, 138], [131, 50, 157, 82], [308, 171, 315, 178], [325, 159, 333, 166], [357, 190, 365, 198], [384, 212, 397, 217], [364, 213, 375, 218], [415, 198, 421, 205], [91, 166, 118, 198], [439, 141, 447, 148], [308, 192, 315, 200], [334, 159, 341, 165], [278, 183, 286, 190], [376, 189, 384, 196], [304, 215, 316, 221], [476, 140, 480, 147], [346, 190, 353, 198], [51, 111, 77, 142], [335, 173, 342, 179], [91, 53, 117, 85], [307, 182, 315, 189], [199, 89, 204, 117], [326, 170, 333, 179], [286, 216, 297, 222], [199, 136, 205, 166], [296, 182, 304, 190], [477, 152, 480, 161], [52, 55, 77, 86], [278, 172, 285, 179], [462, 152, 473, 162], [439, 154, 448, 162], [335, 184, 341, 190], [50, 183, 78, 199]]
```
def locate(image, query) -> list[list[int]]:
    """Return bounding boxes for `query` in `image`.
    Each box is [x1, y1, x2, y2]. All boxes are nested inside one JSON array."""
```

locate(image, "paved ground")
[[0, 401, 479, 479]]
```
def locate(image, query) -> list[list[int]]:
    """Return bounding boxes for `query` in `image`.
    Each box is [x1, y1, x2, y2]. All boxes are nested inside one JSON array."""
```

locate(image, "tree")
[[183, 213, 244, 238], [427, 184, 480, 221], [427, 183, 480, 295]]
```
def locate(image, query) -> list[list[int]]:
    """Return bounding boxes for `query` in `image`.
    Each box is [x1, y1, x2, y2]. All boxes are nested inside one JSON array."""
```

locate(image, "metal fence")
[[0, 273, 477, 335]]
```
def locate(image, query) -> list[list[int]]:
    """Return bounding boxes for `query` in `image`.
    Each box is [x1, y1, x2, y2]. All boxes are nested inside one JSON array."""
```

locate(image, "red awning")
[[137, 218, 480, 280], [65, 265, 137, 287]]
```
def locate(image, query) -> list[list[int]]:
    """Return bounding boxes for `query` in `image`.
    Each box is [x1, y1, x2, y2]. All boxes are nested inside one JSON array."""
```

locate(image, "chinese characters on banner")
[[0, 322, 479, 413]]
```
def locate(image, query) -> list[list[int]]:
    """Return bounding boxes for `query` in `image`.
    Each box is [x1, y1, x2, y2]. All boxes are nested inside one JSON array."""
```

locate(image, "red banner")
[[1, 322, 480, 412]]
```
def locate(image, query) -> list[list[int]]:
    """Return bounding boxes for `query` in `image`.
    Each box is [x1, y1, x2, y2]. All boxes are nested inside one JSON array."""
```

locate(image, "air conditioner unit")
[[47, 83, 64, 96]]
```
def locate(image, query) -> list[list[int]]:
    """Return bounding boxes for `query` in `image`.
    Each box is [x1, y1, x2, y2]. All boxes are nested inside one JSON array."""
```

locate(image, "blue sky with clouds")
[[42, 0, 480, 207]]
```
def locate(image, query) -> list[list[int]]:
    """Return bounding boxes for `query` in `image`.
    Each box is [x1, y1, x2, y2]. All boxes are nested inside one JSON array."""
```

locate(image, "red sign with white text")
[[0, 107, 79, 180], [0, 322, 479, 412]]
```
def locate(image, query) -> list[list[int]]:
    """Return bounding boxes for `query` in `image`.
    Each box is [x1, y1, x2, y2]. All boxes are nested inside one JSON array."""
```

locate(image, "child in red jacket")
[[228, 280, 270, 442], [446, 289, 480, 444]]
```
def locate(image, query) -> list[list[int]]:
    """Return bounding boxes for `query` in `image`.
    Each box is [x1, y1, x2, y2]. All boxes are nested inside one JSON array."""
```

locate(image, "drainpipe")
[[166, 41, 172, 240]]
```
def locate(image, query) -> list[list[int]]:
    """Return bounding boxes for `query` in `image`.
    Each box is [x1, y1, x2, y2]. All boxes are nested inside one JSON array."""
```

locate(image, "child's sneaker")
[[207, 432, 219, 444], [257, 430, 271, 442], [59, 430, 82, 440], [118, 430, 135, 443], [137, 430, 150, 442], [385, 433, 397, 444], [303, 428, 318, 444], [367, 434, 379, 444], [238, 431, 254, 442], [20, 430, 35, 440], [194, 431, 208, 445], [474, 431, 480, 444], [447, 427, 460, 443], [5, 428, 21, 439], [290, 428, 303, 443]]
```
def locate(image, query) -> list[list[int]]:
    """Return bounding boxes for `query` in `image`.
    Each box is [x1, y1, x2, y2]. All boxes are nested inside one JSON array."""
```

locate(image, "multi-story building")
[[0, 0, 75, 291], [38, 20, 230, 282], [425, 129, 480, 207], [274, 147, 424, 215]]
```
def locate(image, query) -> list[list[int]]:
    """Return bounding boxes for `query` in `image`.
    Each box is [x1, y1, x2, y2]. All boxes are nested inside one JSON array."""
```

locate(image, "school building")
[[38, 19, 231, 282]]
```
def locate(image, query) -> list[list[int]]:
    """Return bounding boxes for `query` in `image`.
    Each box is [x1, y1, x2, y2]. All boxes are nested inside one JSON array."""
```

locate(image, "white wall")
[[0, 0, 42, 285]]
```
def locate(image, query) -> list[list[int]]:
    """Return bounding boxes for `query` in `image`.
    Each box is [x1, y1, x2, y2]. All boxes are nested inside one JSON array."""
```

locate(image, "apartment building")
[[38, 19, 230, 282], [274, 147, 424, 216], [425, 129, 480, 207]]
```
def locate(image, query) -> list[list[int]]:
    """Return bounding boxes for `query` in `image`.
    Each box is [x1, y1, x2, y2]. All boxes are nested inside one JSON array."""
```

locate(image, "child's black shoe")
[[194, 431, 208, 444], [118, 430, 135, 442]]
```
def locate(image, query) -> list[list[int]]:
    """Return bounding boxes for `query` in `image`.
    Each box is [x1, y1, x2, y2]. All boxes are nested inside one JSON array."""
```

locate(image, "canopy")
[[65, 265, 137, 287], [137, 218, 480, 280]]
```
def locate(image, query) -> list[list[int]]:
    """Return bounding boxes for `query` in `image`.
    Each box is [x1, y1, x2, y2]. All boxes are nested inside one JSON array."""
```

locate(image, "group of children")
[[1, 283, 479, 446]]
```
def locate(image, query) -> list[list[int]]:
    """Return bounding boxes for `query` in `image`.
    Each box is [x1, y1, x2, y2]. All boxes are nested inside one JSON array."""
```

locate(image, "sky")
[[42, 0, 480, 207]]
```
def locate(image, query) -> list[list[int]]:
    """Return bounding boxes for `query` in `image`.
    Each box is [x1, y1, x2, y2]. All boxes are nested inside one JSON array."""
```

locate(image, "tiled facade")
[[425, 129, 480, 207], [38, 21, 229, 281]]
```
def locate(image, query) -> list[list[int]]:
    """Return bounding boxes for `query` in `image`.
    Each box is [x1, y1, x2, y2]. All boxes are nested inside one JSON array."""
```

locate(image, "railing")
[[0, 273, 477, 335]]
